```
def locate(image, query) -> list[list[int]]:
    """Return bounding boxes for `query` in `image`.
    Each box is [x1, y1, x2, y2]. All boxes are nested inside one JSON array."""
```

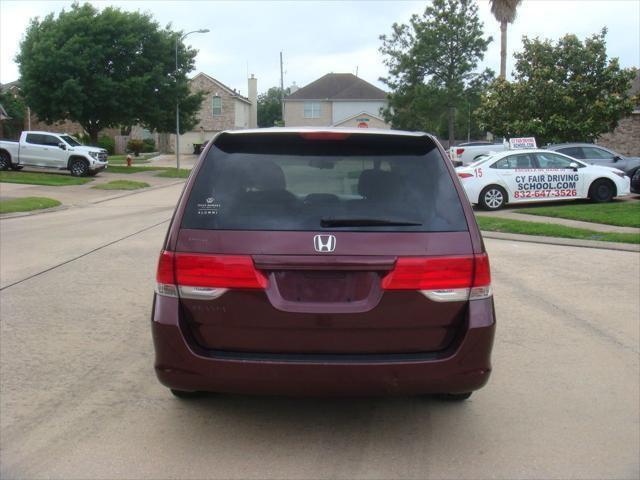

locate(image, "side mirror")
[[613, 155, 622, 162], [569, 162, 579, 171], [58, 143, 66, 150]]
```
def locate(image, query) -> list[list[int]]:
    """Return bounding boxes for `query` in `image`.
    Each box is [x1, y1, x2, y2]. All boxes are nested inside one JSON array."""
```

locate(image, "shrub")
[[142, 138, 155, 153], [127, 139, 145, 156], [97, 135, 115, 154]]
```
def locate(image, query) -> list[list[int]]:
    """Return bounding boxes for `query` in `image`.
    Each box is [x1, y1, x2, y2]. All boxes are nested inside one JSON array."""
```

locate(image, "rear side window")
[[181, 133, 468, 232], [558, 147, 584, 158]]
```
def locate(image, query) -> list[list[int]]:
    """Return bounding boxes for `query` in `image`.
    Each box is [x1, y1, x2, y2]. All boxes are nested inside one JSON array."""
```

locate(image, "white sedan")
[[455, 149, 631, 210]]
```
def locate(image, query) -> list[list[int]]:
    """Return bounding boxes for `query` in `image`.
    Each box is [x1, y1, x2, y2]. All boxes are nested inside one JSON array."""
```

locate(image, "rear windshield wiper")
[[320, 217, 423, 228]]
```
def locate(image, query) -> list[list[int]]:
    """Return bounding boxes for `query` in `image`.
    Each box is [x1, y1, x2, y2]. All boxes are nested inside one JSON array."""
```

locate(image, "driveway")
[[0, 184, 638, 479]]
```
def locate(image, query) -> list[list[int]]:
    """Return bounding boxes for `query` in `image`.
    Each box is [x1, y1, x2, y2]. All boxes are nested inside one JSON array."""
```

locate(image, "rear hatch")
[[165, 131, 484, 355]]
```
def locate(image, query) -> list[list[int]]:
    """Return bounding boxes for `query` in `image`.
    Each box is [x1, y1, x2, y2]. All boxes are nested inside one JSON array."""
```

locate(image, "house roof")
[[285, 73, 387, 101], [0, 80, 21, 93], [190, 72, 251, 104]]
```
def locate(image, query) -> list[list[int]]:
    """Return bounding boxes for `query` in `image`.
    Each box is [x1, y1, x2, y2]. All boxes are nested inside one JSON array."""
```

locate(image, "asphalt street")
[[0, 183, 638, 479]]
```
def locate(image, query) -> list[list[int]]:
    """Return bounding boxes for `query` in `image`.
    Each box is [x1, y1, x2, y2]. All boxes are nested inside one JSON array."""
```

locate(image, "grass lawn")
[[108, 154, 154, 164], [0, 171, 93, 186], [105, 165, 165, 174], [477, 216, 640, 244], [154, 168, 191, 178], [517, 201, 640, 228], [0, 196, 61, 214], [92, 180, 150, 190]]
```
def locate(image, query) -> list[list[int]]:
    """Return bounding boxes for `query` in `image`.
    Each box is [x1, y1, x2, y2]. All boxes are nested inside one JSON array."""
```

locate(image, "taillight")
[[155, 251, 177, 297], [155, 251, 267, 299], [382, 254, 491, 302], [456, 148, 465, 155], [457, 172, 474, 179]]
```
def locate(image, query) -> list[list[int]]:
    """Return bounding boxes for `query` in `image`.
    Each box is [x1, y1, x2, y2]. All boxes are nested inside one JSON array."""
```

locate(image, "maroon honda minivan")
[[152, 128, 495, 399]]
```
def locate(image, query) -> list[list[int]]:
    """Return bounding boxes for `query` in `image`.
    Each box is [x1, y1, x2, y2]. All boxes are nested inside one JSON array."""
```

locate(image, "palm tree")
[[489, 0, 523, 79]]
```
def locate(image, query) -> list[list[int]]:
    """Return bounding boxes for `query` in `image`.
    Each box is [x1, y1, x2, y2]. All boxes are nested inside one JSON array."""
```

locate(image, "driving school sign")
[[509, 137, 537, 149]]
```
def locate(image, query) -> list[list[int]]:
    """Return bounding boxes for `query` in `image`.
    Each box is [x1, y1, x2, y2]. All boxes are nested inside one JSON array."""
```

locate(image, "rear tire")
[[479, 185, 507, 210], [170, 389, 203, 399], [435, 392, 472, 401], [588, 178, 615, 203], [0, 151, 10, 171], [70, 159, 89, 177]]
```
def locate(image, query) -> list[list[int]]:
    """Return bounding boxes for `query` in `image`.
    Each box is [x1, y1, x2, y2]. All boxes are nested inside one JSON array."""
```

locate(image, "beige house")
[[284, 73, 390, 129], [172, 72, 257, 154]]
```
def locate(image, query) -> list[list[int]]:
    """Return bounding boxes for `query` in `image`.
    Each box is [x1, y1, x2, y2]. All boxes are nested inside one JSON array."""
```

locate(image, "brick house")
[[170, 72, 257, 154], [597, 69, 640, 156], [284, 73, 390, 129]]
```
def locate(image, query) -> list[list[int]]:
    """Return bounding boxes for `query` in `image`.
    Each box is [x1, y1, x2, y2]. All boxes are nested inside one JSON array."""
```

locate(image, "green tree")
[[476, 29, 636, 145], [381, 68, 494, 140], [16, 2, 204, 142], [380, 0, 492, 144], [0, 91, 26, 140], [258, 87, 289, 127], [489, 0, 523, 79]]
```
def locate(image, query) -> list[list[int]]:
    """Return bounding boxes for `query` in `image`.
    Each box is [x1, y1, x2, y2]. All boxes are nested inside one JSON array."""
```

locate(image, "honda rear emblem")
[[313, 234, 336, 253]]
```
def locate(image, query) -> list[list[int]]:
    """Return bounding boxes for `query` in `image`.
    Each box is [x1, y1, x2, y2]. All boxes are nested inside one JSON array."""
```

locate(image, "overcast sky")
[[1, 0, 638, 97]]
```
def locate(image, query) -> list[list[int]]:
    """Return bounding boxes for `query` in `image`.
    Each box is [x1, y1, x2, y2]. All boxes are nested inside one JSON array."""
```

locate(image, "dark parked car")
[[152, 128, 495, 399], [547, 143, 640, 193], [631, 168, 640, 194]]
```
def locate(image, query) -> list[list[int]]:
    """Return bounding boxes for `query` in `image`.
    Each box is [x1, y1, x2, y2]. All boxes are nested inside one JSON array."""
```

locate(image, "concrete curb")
[[89, 180, 185, 205], [482, 231, 640, 252], [0, 205, 69, 220]]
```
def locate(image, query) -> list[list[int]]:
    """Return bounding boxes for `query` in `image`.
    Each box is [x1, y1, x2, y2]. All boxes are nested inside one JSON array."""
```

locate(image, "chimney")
[[248, 74, 257, 128], [289, 81, 299, 94]]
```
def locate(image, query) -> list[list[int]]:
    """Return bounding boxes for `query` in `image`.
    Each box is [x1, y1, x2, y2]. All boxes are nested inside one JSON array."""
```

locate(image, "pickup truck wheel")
[[0, 151, 10, 170], [70, 159, 89, 177]]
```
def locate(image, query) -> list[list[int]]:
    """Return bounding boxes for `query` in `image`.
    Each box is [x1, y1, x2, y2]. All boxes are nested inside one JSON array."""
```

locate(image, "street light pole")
[[175, 29, 209, 171]]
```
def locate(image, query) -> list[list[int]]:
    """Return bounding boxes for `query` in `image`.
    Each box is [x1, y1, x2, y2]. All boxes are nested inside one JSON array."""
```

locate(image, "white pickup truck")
[[0, 131, 108, 176], [449, 141, 508, 166]]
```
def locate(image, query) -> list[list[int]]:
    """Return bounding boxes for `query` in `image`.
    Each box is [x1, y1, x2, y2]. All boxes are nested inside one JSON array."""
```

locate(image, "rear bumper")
[[151, 295, 495, 396]]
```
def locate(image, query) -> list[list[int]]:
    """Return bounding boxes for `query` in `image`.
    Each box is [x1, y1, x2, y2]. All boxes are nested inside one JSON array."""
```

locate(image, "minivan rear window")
[[181, 133, 468, 232]]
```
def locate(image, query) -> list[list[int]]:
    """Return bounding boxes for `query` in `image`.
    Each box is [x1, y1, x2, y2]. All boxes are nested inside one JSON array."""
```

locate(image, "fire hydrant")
[[126, 154, 133, 167]]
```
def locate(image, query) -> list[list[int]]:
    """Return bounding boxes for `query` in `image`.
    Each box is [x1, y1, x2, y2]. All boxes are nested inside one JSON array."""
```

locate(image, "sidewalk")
[[475, 209, 640, 234]]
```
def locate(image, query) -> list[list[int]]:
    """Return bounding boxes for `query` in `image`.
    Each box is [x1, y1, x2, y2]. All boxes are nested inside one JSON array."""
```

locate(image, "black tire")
[[479, 185, 507, 210], [170, 389, 203, 399], [0, 151, 10, 171], [435, 392, 472, 401], [10, 165, 23, 171], [70, 159, 89, 177], [589, 178, 615, 203]]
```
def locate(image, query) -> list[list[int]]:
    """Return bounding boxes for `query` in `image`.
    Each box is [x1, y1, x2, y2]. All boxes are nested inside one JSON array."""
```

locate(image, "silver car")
[[547, 143, 640, 193]]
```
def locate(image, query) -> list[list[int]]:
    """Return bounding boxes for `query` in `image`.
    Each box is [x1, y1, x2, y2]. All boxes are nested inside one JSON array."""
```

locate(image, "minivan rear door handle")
[[252, 255, 396, 272]]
